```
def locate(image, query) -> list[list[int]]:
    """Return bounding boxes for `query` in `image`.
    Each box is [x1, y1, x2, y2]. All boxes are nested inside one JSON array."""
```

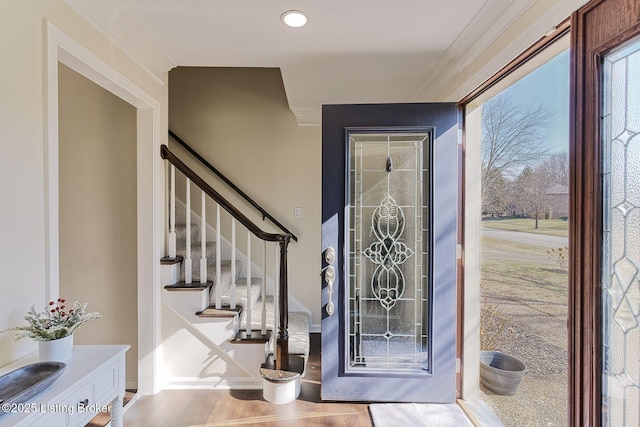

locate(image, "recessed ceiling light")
[[281, 10, 308, 28]]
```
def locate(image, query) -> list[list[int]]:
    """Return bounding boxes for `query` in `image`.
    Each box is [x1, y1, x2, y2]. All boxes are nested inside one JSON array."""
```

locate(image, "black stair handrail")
[[162, 145, 286, 243], [168, 130, 298, 242]]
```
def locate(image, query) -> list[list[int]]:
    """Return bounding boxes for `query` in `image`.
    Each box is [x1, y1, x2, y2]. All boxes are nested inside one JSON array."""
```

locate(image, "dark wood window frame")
[[570, 1, 640, 425], [460, 0, 640, 425]]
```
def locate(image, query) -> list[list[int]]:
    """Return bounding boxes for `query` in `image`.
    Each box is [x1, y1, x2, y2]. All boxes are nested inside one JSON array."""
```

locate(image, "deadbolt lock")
[[324, 247, 336, 265]]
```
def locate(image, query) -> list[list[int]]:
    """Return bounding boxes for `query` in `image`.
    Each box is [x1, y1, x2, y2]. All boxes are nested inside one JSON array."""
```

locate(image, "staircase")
[[158, 134, 309, 401]]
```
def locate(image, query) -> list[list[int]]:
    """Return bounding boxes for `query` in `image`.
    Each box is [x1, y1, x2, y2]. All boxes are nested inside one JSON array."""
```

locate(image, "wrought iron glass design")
[[348, 131, 430, 373], [601, 36, 640, 427], [363, 195, 414, 310]]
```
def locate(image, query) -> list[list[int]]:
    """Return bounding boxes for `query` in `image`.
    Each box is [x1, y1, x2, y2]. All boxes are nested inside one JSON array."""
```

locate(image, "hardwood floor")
[[122, 334, 373, 426]]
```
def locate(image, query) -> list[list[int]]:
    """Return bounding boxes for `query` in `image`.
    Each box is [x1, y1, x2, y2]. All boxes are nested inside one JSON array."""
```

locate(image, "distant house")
[[546, 183, 569, 219]]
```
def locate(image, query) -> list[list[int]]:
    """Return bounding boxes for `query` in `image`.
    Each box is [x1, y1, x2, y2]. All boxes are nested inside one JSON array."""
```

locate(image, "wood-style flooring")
[[121, 334, 373, 426]]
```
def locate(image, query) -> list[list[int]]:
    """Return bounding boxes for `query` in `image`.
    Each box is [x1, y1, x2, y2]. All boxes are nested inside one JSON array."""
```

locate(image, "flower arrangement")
[[1, 298, 102, 341]]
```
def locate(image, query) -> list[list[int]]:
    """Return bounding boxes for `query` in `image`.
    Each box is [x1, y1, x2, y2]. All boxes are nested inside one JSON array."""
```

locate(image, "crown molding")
[[411, 0, 534, 101], [415, 0, 588, 102], [289, 106, 322, 127], [65, 0, 176, 85]]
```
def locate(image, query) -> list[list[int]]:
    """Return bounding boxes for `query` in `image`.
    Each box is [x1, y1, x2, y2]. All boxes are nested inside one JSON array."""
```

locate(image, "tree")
[[513, 165, 554, 228], [482, 168, 509, 215], [539, 151, 568, 186], [481, 97, 554, 210]]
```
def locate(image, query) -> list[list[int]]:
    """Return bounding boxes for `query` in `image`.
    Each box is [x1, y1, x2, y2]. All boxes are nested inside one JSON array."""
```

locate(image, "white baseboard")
[[163, 377, 262, 390]]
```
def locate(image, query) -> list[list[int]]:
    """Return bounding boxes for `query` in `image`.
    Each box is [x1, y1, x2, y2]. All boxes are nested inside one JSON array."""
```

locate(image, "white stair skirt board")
[[369, 403, 474, 427], [161, 295, 266, 388]]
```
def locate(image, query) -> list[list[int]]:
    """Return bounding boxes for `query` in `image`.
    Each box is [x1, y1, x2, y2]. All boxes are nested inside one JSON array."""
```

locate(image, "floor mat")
[[369, 403, 474, 427]]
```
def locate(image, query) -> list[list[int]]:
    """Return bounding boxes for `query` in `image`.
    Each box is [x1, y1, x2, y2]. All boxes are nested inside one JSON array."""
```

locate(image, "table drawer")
[[94, 360, 119, 404], [61, 382, 94, 426]]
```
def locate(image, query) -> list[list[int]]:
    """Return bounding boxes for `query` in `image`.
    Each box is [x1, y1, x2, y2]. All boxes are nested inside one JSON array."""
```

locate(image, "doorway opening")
[[46, 22, 163, 394], [464, 32, 570, 426], [322, 104, 459, 402], [58, 63, 139, 387]]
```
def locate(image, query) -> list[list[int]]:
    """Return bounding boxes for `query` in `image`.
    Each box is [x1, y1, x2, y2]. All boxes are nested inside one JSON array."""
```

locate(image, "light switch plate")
[[294, 207, 302, 218]]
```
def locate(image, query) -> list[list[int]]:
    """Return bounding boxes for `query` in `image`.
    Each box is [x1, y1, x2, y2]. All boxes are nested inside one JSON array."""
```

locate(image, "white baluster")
[[200, 191, 207, 284], [215, 204, 221, 309], [261, 240, 267, 336], [246, 231, 252, 335], [273, 243, 280, 355], [185, 179, 192, 284], [230, 219, 237, 310], [169, 165, 176, 258]]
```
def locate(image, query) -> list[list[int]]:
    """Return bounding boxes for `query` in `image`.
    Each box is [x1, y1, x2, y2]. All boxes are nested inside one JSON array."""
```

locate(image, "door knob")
[[324, 266, 335, 285], [325, 266, 335, 316]]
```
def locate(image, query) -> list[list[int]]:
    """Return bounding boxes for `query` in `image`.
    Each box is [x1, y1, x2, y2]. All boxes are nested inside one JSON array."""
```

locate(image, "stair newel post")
[[261, 240, 267, 336], [169, 165, 177, 258], [230, 219, 237, 309], [276, 235, 290, 371], [200, 190, 207, 284], [185, 179, 192, 284], [246, 231, 252, 335], [273, 243, 280, 357], [215, 204, 222, 309]]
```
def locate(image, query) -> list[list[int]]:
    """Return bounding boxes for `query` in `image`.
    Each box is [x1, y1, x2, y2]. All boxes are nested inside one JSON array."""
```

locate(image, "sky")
[[492, 50, 570, 153]]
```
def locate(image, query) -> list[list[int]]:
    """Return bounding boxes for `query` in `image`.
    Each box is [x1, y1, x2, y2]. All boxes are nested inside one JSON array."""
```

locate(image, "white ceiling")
[[66, 0, 586, 124]]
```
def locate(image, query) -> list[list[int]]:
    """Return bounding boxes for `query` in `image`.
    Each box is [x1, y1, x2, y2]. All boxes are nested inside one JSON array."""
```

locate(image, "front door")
[[321, 103, 459, 402]]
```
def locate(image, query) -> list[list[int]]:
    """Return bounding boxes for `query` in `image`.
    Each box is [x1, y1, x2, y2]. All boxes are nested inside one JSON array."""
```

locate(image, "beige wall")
[[169, 67, 322, 327], [0, 0, 167, 368], [58, 63, 138, 382]]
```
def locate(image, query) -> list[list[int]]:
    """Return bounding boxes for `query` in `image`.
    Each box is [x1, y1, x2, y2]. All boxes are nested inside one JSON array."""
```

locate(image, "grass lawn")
[[481, 236, 569, 427], [481, 217, 569, 237], [481, 236, 568, 343]]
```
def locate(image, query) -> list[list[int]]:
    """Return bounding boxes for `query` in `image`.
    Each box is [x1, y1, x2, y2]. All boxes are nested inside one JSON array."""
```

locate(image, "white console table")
[[0, 345, 129, 427]]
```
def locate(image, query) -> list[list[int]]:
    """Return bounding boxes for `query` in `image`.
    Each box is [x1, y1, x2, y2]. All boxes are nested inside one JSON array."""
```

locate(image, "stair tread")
[[230, 330, 272, 343], [196, 305, 242, 318], [160, 255, 184, 265], [164, 281, 213, 291]]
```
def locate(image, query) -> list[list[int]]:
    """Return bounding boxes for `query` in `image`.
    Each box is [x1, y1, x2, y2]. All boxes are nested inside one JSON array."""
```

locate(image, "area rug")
[[369, 403, 474, 427]]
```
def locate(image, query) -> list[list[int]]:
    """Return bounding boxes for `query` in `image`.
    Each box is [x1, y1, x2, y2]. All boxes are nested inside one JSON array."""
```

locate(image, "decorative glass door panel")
[[601, 35, 640, 426], [348, 132, 430, 374]]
